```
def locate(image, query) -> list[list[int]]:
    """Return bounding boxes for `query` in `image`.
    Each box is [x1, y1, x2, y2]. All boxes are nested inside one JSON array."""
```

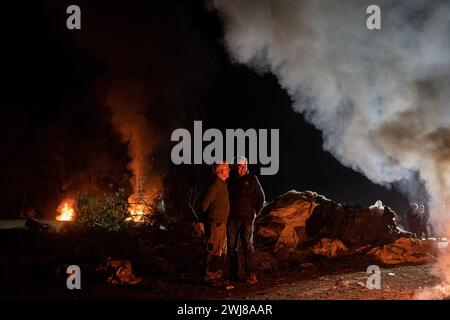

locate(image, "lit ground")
[[4, 256, 443, 300], [1, 220, 447, 300]]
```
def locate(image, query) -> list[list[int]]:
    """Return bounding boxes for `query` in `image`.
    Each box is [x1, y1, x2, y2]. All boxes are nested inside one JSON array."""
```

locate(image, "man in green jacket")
[[201, 162, 233, 288]]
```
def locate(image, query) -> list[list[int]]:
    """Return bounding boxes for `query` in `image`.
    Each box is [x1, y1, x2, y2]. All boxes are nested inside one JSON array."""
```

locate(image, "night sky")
[[1, 0, 414, 219]]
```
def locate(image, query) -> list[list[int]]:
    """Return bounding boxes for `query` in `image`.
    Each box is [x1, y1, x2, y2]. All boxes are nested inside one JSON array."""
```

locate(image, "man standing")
[[201, 162, 232, 288], [417, 204, 429, 239], [407, 202, 422, 238], [228, 156, 265, 284]]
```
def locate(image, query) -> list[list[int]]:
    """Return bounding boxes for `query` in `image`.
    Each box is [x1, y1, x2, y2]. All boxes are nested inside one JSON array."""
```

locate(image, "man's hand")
[[194, 222, 205, 237]]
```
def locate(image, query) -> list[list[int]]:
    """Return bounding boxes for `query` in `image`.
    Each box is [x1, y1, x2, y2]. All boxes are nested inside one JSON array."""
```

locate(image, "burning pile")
[[126, 192, 159, 223], [53, 81, 164, 225], [54, 192, 163, 225], [127, 202, 147, 223], [55, 199, 75, 222], [106, 80, 163, 224]]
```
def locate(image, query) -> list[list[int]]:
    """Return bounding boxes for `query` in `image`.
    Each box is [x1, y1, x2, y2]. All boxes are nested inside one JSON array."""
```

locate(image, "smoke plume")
[[211, 0, 450, 228], [106, 78, 162, 200]]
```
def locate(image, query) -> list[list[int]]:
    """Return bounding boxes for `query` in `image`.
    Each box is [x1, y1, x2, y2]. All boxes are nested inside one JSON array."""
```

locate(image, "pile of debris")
[[256, 190, 436, 264], [368, 237, 437, 265], [98, 258, 142, 285], [257, 191, 328, 252], [311, 238, 348, 258], [306, 199, 410, 247]]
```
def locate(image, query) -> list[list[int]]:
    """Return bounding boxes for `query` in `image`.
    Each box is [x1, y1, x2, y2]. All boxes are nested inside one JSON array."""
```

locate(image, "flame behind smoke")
[[106, 79, 162, 220]]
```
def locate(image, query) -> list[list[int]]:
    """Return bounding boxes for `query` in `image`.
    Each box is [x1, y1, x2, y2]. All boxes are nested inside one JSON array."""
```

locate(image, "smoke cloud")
[[211, 0, 450, 228], [106, 78, 162, 199]]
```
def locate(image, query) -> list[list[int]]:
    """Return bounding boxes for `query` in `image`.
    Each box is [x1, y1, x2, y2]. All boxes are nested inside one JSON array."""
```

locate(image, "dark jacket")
[[201, 177, 230, 224], [228, 173, 265, 221]]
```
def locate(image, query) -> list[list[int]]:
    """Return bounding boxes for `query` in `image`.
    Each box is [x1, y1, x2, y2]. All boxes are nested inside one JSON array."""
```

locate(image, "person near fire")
[[227, 156, 265, 284], [201, 162, 233, 288], [406, 203, 419, 236], [406, 202, 429, 239], [417, 204, 429, 239]]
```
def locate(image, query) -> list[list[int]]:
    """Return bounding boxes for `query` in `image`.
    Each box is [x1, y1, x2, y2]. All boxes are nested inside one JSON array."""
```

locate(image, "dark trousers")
[[227, 217, 256, 277], [205, 222, 227, 282]]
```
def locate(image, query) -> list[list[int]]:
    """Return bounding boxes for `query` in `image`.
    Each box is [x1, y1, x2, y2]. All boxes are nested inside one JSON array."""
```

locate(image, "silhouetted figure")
[[407, 203, 428, 239]]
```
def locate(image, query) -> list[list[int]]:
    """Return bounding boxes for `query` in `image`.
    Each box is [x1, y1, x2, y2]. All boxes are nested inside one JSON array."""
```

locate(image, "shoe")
[[245, 273, 257, 285]]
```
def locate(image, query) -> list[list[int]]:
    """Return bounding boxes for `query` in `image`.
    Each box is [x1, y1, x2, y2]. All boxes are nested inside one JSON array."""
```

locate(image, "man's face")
[[216, 164, 230, 181], [236, 163, 247, 177]]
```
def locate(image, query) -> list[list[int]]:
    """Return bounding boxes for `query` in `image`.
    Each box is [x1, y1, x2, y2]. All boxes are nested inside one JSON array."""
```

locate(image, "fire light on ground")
[[56, 199, 75, 221], [414, 254, 450, 300]]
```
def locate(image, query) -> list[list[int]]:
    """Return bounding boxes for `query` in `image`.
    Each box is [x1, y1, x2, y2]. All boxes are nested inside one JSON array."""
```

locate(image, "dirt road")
[[17, 257, 441, 300]]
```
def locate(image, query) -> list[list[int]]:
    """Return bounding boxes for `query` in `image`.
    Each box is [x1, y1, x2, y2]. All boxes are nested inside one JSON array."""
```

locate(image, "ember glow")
[[56, 200, 75, 222]]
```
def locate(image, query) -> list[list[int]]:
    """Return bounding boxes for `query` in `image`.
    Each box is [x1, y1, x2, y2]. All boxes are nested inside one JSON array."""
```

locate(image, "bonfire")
[[56, 199, 76, 222]]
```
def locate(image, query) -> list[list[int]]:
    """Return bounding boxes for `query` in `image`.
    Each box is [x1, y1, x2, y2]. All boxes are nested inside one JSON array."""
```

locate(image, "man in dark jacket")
[[201, 162, 232, 288], [227, 156, 265, 284]]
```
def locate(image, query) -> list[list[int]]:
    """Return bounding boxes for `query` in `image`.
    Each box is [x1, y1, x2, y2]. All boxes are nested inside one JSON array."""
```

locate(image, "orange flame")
[[125, 192, 157, 223], [126, 203, 146, 223], [56, 200, 75, 221]]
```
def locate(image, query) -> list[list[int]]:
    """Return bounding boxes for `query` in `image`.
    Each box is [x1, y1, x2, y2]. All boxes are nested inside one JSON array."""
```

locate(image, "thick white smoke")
[[211, 0, 450, 229]]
